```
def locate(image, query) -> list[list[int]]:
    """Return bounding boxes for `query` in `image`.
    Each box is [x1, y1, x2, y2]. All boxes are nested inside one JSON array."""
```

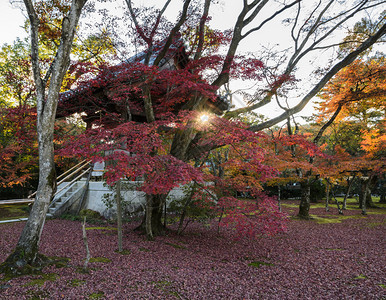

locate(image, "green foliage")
[[168, 185, 216, 224], [89, 257, 111, 263], [79, 209, 103, 220], [0, 39, 34, 107]]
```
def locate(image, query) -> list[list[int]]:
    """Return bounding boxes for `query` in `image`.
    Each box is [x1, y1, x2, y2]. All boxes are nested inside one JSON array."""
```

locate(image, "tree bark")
[[342, 175, 356, 210], [116, 180, 123, 252], [359, 176, 376, 209], [298, 179, 311, 219], [325, 179, 330, 212], [0, 0, 87, 276]]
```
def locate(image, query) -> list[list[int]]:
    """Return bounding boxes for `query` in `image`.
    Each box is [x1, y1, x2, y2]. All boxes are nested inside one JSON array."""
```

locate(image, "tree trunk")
[[325, 179, 330, 212], [359, 176, 375, 209], [0, 0, 87, 276], [277, 184, 281, 212], [298, 180, 311, 219], [116, 180, 123, 252], [342, 175, 356, 210], [136, 194, 166, 238]]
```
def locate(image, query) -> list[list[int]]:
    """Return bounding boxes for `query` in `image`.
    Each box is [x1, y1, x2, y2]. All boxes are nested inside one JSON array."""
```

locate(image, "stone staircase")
[[47, 180, 88, 218]]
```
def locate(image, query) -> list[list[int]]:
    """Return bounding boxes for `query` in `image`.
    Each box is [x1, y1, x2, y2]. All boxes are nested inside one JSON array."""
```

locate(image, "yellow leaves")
[[360, 127, 386, 158]]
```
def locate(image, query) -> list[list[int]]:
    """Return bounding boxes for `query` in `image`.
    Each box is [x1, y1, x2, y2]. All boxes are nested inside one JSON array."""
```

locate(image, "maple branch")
[[242, 0, 300, 39], [248, 22, 386, 132], [125, 0, 151, 45], [193, 0, 211, 60], [152, 0, 192, 67], [23, 0, 44, 113], [313, 102, 342, 145], [224, 97, 271, 119], [286, 0, 370, 75]]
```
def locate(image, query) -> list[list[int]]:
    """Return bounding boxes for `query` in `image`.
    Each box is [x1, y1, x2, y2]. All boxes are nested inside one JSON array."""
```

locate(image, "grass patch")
[[0, 204, 30, 221], [365, 220, 386, 228], [88, 291, 105, 299], [248, 261, 274, 268], [154, 280, 173, 288], [85, 226, 117, 230], [139, 247, 150, 252], [309, 214, 366, 224], [325, 248, 344, 251], [165, 242, 186, 249], [47, 256, 70, 268], [89, 257, 111, 263], [115, 249, 131, 255], [24, 273, 58, 287]]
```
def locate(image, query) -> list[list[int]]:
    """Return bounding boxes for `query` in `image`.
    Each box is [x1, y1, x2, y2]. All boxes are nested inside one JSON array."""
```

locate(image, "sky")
[[0, 0, 366, 123], [0, 1, 27, 45]]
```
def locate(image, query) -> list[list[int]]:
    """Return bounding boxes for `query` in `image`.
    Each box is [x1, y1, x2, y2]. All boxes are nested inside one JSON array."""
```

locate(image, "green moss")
[[366, 211, 386, 215], [309, 214, 366, 224], [281, 203, 299, 208], [24, 273, 58, 287], [0, 204, 30, 220], [139, 247, 150, 252], [85, 226, 117, 230], [69, 279, 86, 287], [354, 274, 367, 280], [80, 209, 102, 219], [378, 284, 386, 288], [325, 248, 344, 251], [89, 257, 111, 263], [365, 220, 386, 228], [154, 280, 173, 288], [165, 242, 186, 249], [88, 291, 105, 299], [248, 261, 274, 268], [115, 249, 131, 255], [26, 289, 50, 299], [47, 256, 70, 268]]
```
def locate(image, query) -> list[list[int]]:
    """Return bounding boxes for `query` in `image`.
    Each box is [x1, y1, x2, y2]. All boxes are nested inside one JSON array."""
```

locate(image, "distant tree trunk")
[[116, 180, 123, 252], [359, 176, 375, 209], [277, 184, 282, 212], [380, 178, 386, 203], [0, 0, 87, 276], [342, 175, 356, 210], [325, 179, 330, 212], [298, 179, 311, 219], [360, 176, 372, 215]]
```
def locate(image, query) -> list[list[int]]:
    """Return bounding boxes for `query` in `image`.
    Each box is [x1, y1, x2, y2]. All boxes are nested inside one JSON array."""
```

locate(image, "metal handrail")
[[28, 160, 91, 199], [49, 167, 92, 207], [57, 159, 90, 181], [57, 160, 91, 186]]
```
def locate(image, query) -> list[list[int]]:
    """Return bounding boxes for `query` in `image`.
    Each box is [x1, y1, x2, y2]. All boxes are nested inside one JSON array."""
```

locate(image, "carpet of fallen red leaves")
[[0, 202, 385, 300]]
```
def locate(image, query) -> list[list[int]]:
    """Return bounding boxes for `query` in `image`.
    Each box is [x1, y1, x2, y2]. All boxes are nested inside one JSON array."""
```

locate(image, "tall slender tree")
[[1, 0, 87, 275]]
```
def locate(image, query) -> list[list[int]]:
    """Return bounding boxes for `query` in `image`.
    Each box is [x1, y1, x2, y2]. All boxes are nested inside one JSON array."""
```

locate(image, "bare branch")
[[153, 0, 192, 66], [242, 0, 301, 39], [248, 22, 386, 132]]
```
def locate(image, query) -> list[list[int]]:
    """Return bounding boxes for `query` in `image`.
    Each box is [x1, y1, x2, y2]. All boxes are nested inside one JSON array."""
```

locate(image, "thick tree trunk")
[[359, 176, 375, 209], [298, 180, 311, 219], [137, 194, 166, 238]]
